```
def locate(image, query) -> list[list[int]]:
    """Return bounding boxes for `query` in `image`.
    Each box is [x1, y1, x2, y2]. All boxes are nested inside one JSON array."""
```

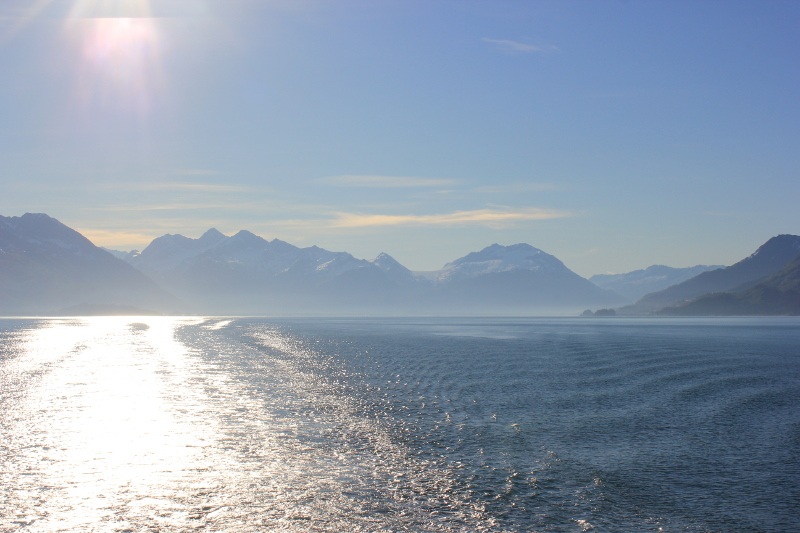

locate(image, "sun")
[[68, 0, 154, 19], [65, 1, 164, 116], [78, 17, 161, 107]]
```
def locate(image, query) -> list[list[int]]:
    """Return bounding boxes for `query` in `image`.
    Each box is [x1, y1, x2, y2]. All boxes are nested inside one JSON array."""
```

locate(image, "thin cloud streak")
[[329, 207, 571, 228], [10, 180, 252, 194], [482, 38, 559, 54], [317, 175, 459, 188], [89, 202, 252, 212], [132, 182, 249, 192], [472, 183, 558, 194], [77, 228, 156, 248]]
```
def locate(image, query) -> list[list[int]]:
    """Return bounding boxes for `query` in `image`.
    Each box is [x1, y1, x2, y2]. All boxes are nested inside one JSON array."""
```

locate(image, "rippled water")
[[1, 316, 798, 532]]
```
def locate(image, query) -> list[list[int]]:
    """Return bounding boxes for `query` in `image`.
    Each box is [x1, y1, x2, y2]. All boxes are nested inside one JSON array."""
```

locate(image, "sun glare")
[[65, 1, 164, 117], [82, 18, 160, 108], [69, 0, 154, 19]]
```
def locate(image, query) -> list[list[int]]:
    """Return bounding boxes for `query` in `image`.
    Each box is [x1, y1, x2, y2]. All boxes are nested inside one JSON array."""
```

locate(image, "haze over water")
[[1, 316, 798, 532]]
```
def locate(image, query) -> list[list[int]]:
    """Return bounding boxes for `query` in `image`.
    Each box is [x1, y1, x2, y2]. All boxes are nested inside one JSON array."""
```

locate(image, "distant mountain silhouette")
[[127, 229, 420, 314], [620, 234, 800, 314], [10, 213, 793, 317], [126, 235, 621, 315], [590, 264, 723, 302], [658, 254, 800, 315], [0, 213, 177, 315], [420, 244, 624, 314]]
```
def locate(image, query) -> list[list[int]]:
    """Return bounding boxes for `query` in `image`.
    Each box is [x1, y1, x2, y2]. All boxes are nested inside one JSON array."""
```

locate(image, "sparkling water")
[[2, 316, 798, 532]]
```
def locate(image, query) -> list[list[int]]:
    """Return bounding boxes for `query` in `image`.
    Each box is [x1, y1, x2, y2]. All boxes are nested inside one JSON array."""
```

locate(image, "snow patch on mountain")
[[314, 253, 369, 274], [371, 252, 415, 279], [435, 243, 570, 282]]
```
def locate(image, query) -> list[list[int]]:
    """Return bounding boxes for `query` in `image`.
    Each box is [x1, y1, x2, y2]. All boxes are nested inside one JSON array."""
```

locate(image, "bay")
[[1, 316, 798, 532]]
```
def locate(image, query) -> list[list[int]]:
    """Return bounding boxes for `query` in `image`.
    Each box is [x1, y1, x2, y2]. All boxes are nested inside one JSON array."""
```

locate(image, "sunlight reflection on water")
[[4, 317, 797, 532], [0, 317, 483, 532], [1, 317, 216, 531]]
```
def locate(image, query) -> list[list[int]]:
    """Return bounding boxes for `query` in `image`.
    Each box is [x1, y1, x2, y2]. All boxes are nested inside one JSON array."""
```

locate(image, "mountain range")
[[658, 254, 800, 316], [121, 229, 622, 315], [2, 213, 798, 316], [590, 264, 723, 303], [1, 213, 621, 315], [618, 234, 800, 315], [0, 213, 177, 315]]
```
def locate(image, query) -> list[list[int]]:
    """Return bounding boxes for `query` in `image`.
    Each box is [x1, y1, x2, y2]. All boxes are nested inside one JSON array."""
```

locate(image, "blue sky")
[[1, 0, 798, 277]]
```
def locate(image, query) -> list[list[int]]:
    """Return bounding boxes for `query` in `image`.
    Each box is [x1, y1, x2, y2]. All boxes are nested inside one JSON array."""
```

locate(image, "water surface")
[[1, 316, 798, 532]]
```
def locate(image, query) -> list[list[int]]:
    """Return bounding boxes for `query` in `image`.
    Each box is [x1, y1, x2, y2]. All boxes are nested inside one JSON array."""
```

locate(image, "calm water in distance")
[[1, 316, 798, 532]]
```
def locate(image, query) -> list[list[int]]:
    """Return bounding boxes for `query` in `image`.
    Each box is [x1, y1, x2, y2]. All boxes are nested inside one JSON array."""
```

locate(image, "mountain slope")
[[423, 243, 624, 314], [0, 213, 177, 315], [590, 264, 723, 302], [436, 243, 567, 281], [126, 236, 621, 315], [658, 255, 800, 316], [128, 230, 420, 314], [620, 235, 800, 314]]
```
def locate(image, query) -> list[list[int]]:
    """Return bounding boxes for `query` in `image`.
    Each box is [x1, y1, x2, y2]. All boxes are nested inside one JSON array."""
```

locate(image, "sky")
[[1, 0, 798, 277]]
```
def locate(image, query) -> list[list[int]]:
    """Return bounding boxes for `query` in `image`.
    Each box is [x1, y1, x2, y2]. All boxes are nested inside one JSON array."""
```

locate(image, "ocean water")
[[1, 316, 798, 532]]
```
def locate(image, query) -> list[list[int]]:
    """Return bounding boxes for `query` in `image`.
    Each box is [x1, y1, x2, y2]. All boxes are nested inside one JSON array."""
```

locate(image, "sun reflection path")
[[0, 317, 219, 532], [1, 317, 487, 532]]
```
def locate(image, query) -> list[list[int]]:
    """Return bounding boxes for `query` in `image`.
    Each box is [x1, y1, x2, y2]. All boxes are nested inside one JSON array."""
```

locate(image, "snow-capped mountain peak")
[[437, 243, 569, 282], [372, 252, 410, 272]]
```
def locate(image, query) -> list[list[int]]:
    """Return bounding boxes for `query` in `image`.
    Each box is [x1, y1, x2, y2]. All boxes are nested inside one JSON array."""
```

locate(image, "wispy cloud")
[[317, 175, 458, 188], [472, 183, 558, 194], [482, 38, 559, 54], [11, 180, 253, 195], [96, 180, 251, 193], [90, 202, 251, 211], [328, 207, 571, 228], [77, 229, 157, 248], [136, 181, 248, 192]]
